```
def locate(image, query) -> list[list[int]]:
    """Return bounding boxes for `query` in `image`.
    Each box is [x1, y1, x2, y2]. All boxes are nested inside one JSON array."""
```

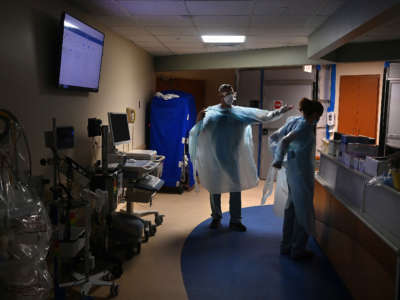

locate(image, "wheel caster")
[[110, 284, 119, 298], [149, 225, 157, 236], [155, 215, 164, 226], [111, 263, 123, 279]]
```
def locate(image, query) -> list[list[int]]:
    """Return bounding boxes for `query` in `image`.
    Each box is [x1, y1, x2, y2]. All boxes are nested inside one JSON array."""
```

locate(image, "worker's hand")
[[279, 104, 293, 114], [272, 161, 282, 169], [196, 109, 206, 122]]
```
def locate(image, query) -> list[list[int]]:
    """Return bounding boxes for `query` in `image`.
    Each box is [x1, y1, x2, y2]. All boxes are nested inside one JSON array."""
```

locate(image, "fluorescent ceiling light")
[[201, 35, 246, 43]]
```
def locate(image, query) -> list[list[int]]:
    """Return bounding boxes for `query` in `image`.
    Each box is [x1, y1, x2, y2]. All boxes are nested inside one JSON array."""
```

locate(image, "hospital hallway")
[[85, 182, 350, 300]]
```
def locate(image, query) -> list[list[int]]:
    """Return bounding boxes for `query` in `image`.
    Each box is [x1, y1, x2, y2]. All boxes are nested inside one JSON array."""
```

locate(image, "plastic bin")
[[364, 156, 390, 177], [151, 155, 165, 178]]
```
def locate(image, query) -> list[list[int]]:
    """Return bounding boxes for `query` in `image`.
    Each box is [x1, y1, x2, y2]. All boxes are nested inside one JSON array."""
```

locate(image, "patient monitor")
[[107, 112, 163, 187], [108, 112, 131, 146]]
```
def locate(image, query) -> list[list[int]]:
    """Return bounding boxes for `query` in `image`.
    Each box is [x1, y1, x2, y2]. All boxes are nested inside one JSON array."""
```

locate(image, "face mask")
[[224, 94, 234, 105], [312, 118, 320, 125]]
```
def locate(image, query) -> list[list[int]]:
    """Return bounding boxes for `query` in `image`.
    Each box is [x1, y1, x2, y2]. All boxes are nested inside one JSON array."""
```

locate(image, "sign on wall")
[[273, 100, 284, 109]]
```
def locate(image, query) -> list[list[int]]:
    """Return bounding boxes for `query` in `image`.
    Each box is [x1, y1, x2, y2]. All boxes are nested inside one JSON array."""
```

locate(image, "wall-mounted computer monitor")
[[108, 113, 130, 146], [58, 12, 105, 92]]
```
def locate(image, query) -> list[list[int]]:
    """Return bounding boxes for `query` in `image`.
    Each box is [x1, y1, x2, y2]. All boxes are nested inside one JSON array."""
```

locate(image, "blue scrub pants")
[[281, 187, 309, 255], [210, 192, 241, 224]]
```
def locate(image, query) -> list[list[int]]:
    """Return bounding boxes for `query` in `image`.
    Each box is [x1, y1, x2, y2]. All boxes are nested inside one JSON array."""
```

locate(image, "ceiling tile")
[[119, 1, 189, 15], [133, 40, 165, 48], [193, 16, 249, 26], [316, 0, 345, 16], [128, 35, 159, 42], [243, 43, 285, 50], [251, 16, 308, 26], [186, 1, 253, 15], [252, 1, 289, 16], [157, 35, 202, 43], [248, 26, 311, 36], [162, 41, 204, 48], [77, 0, 131, 16], [279, 2, 318, 16], [245, 35, 307, 46], [146, 26, 198, 35], [132, 15, 193, 26], [93, 16, 136, 26], [110, 26, 149, 35]]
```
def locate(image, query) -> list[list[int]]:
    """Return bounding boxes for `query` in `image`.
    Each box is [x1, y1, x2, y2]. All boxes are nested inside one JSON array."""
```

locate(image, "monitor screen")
[[108, 113, 130, 146], [58, 13, 105, 92]]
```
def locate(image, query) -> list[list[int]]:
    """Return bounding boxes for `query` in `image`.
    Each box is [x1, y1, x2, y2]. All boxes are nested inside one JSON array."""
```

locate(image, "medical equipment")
[[42, 118, 119, 298], [97, 115, 164, 254], [108, 112, 131, 146], [44, 126, 75, 149], [87, 118, 102, 137], [0, 109, 52, 300]]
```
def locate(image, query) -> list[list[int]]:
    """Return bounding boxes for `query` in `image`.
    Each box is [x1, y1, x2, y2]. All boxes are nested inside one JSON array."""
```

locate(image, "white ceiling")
[[71, 0, 398, 57]]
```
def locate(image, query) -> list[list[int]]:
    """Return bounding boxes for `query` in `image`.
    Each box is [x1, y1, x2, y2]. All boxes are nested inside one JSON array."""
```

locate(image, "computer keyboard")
[[98, 162, 120, 170], [136, 175, 164, 191]]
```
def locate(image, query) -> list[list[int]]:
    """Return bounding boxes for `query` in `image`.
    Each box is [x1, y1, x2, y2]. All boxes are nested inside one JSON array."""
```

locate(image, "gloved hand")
[[279, 104, 293, 114], [272, 161, 282, 169]]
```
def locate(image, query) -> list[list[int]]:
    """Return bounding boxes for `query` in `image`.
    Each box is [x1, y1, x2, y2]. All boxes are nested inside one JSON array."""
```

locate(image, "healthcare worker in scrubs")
[[269, 98, 323, 259], [189, 84, 292, 232]]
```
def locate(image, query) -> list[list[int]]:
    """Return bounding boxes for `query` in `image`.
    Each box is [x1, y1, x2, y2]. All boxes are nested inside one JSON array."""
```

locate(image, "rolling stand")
[[94, 113, 165, 259], [42, 118, 119, 299], [58, 190, 118, 298]]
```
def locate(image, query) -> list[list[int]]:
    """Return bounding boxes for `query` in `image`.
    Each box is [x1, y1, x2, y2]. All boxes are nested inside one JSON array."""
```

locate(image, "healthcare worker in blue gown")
[[269, 98, 323, 259], [189, 83, 292, 232]]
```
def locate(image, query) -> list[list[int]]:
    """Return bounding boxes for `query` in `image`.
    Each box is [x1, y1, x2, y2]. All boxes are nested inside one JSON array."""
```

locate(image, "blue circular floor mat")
[[181, 205, 353, 300]]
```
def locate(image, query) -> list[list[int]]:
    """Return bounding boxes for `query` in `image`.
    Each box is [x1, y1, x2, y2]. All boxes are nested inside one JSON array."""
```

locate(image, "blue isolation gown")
[[268, 116, 316, 234], [189, 104, 284, 194]]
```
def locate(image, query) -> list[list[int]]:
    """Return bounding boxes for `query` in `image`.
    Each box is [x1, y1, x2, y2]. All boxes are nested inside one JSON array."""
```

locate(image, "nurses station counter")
[[315, 152, 400, 300]]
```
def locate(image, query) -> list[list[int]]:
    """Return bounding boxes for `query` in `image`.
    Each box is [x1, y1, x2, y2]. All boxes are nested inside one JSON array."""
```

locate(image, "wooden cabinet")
[[338, 75, 379, 138], [314, 180, 397, 300]]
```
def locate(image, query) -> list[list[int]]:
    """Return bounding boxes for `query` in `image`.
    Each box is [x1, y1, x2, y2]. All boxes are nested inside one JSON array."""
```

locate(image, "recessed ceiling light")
[[201, 35, 246, 43]]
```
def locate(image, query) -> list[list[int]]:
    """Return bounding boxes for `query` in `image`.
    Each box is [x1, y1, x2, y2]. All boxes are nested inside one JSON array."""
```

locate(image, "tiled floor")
[[91, 181, 272, 299]]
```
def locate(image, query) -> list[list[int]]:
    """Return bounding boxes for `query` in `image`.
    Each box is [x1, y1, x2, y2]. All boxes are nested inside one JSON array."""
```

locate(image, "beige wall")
[[0, 0, 155, 175], [335, 62, 384, 141], [156, 69, 236, 107]]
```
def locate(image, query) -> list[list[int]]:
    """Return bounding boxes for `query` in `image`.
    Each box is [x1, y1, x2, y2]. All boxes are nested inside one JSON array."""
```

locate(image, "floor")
[[91, 181, 273, 300]]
